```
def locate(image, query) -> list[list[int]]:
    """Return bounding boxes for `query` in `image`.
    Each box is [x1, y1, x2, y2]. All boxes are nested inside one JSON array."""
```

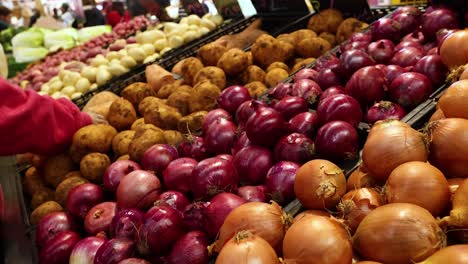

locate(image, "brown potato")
[[276, 33, 295, 45], [117, 154, 130, 161], [197, 42, 227, 66], [308, 9, 344, 34], [178, 111, 208, 134], [55, 176, 88, 206], [265, 68, 289, 87], [63, 171, 82, 180], [175, 85, 193, 94], [43, 154, 76, 187], [189, 81, 221, 113], [194, 66, 226, 90], [30, 201, 63, 225], [266, 62, 290, 73], [23, 167, 45, 195], [251, 34, 294, 68], [128, 126, 166, 161], [31, 187, 54, 210], [163, 130, 184, 146], [319, 32, 337, 46], [178, 57, 204, 85], [144, 103, 182, 130], [138, 97, 166, 116], [112, 130, 136, 156], [80, 153, 111, 183], [336, 18, 368, 43], [246, 51, 253, 66], [217, 48, 251, 76], [157, 80, 184, 99], [296, 37, 332, 58], [69, 124, 118, 163], [131, 118, 145, 131], [83, 91, 119, 119], [121, 82, 154, 108], [108, 98, 138, 131], [245, 81, 268, 98], [290, 29, 317, 43], [146, 64, 175, 93], [167, 91, 192, 116], [240, 65, 266, 84], [291, 58, 317, 73]]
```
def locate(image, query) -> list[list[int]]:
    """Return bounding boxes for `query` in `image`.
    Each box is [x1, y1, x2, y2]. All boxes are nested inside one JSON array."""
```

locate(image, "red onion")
[[317, 94, 363, 127], [36, 212, 77, 248], [390, 46, 424, 68], [340, 41, 368, 52], [69, 236, 106, 264], [163, 158, 197, 194], [116, 170, 161, 210], [314, 54, 340, 72], [291, 79, 323, 105], [84, 201, 116, 235], [237, 186, 267, 202], [204, 119, 237, 154], [202, 109, 232, 134], [137, 205, 185, 256], [413, 55, 448, 86], [436, 28, 457, 47], [384, 65, 407, 85], [191, 157, 239, 200], [315, 121, 359, 161], [345, 66, 386, 107], [365, 101, 407, 125], [274, 133, 315, 164], [141, 144, 178, 173], [293, 68, 318, 82], [167, 231, 209, 264], [422, 8, 459, 40], [401, 31, 425, 44], [66, 183, 104, 218], [392, 12, 421, 35], [39, 231, 80, 264], [204, 193, 246, 238], [216, 154, 233, 161], [103, 160, 141, 192], [371, 18, 402, 43], [235, 100, 267, 128], [388, 72, 432, 109], [367, 40, 395, 64], [177, 136, 209, 161], [339, 49, 375, 77], [95, 238, 135, 264], [233, 145, 274, 185], [110, 209, 144, 239], [288, 111, 318, 138], [320, 86, 345, 100], [119, 258, 151, 264], [316, 68, 342, 89], [394, 40, 424, 52], [245, 106, 286, 147], [427, 47, 438, 55], [273, 96, 308, 120], [265, 161, 299, 205], [391, 6, 422, 18], [217, 85, 251, 113], [231, 131, 251, 156], [155, 191, 190, 212], [268, 83, 293, 100], [349, 32, 372, 43], [182, 202, 207, 231]]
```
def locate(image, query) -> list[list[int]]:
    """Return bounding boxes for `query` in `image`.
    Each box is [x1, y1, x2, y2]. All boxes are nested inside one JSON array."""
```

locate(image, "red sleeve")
[[0, 78, 92, 156], [107, 11, 121, 27]]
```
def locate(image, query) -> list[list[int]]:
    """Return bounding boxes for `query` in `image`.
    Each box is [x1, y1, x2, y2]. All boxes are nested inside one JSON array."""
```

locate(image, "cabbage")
[[11, 29, 45, 48], [78, 25, 111, 43], [13, 46, 48, 63], [44, 28, 78, 51]]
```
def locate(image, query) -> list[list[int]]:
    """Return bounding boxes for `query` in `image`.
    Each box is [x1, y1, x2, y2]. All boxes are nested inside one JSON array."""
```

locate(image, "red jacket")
[[0, 78, 91, 156], [107, 11, 131, 27]]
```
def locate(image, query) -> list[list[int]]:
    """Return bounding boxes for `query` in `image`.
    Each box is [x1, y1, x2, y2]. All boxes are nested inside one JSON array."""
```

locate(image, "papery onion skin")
[[177, 136, 209, 161], [217, 85, 251, 113], [167, 231, 209, 264], [384, 65, 407, 84], [390, 47, 424, 68], [448, 178, 464, 200], [237, 186, 267, 202], [69, 236, 106, 264], [235, 100, 267, 128], [339, 49, 375, 78], [371, 18, 402, 43], [315, 121, 359, 161], [233, 145, 273, 186], [365, 101, 406, 125], [353, 203, 445, 264], [438, 80, 468, 119], [103, 160, 141, 192], [66, 183, 104, 218], [345, 66, 386, 107], [36, 212, 77, 248], [292, 210, 330, 223], [119, 258, 151, 264], [265, 161, 300, 205], [444, 178, 468, 228], [294, 159, 347, 209], [440, 30, 468, 69], [422, 8, 460, 41], [288, 112, 318, 138], [283, 215, 353, 264], [116, 170, 161, 210], [110, 208, 144, 239], [388, 72, 433, 109], [155, 191, 190, 212], [141, 144, 178, 173], [163, 158, 197, 195], [39, 231, 81, 264], [317, 94, 362, 127], [182, 202, 207, 232], [245, 106, 286, 147], [204, 193, 246, 239], [273, 133, 315, 165], [94, 238, 135, 264], [413, 55, 448, 86], [273, 96, 308, 120], [367, 40, 395, 64], [347, 165, 382, 190], [419, 245, 468, 264], [84, 201, 117, 235], [204, 119, 237, 155]]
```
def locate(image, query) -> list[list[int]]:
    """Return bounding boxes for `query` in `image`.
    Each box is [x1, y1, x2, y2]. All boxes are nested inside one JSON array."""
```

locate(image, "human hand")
[[86, 112, 108, 125]]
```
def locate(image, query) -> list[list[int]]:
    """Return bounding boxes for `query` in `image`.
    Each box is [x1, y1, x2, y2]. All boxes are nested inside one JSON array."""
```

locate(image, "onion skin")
[[353, 203, 445, 264], [274, 133, 315, 165], [365, 101, 406, 125], [273, 96, 308, 120], [292, 210, 330, 223], [233, 145, 274, 185], [141, 144, 178, 173], [427, 118, 468, 178], [94, 238, 135, 264], [429, 109, 445, 122], [182, 202, 207, 232], [384, 65, 407, 84], [288, 112, 318, 138], [163, 158, 197, 195], [69, 236, 106, 264], [103, 160, 141, 192], [110, 209, 144, 239], [177, 136, 209, 161], [294, 159, 346, 210], [317, 94, 362, 127], [36, 212, 77, 248], [84, 201, 117, 235], [39, 231, 81, 264], [217, 85, 251, 113], [155, 191, 190, 212], [204, 119, 237, 155], [315, 121, 359, 161], [422, 8, 460, 41], [371, 18, 402, 43], [413, 55, 448, 86], [119, 258, 151, 264], [347, 165, 382, 190], [116, 170, 161, 210], [66, 183, 104, 218], [438, 80, 468, 119], [367, 39, 395, 64], [444, 178, 468, 228], [345, 66, 386, 107], [204, 193, 246, 239], [339, 49, 375, 77], [167, 231, 209, 264], [283, 215, 353, 264], [448, 178, 464, 200], [235, 100, 267, 128], [316, 68, 342, 89], [237, 186, 267, 202], [265, 161, 300, 205], [216, 231, 279, 264], [388, 72, 432, 110], [418, 245, 468, 264], [245, 106, 286, 147], [321, 86, 345, 100]]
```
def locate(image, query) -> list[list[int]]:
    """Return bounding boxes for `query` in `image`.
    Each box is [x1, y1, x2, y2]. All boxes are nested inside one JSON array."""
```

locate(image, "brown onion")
[[294, 159, 346, 210], [283, 215, 353, 264], [385, 161, 450, 216], [347, 164, 382, 190], [215, 231, 279, 264], [429, 109, 445, 122], [292, 210, 330, 223], [438, 80, 468, 119], [418, 245, 468, 264], [448, 178, 465, 200], [353, 203, 445, 264], [338, 188, 384, 233], [363, 120, 428, 181], [442, 178, 468, 228], [427, 118, 468, 178], [355, 262, 382, 264], [214, 202, 290, 254]]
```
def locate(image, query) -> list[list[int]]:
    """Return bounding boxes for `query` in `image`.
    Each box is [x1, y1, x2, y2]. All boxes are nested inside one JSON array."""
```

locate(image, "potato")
[[117, 154, 130, 161], [189, 81, 221, 112], [240, 65, 266, 84], [291, 58, 317, 73], [31, 187, 54, 210], [319, 32, 337, 46], [194, 66, 226, 90], [245, 81, 268, 98], [138, 97, 166, 116], [146, 64, 175, 93], [80, 153, 111, 183], [121, 82, 154, 107], [251, 34, 294, 68], [128, 126, 166, 161], [167, 91, 192, 116], [112, 130, 136, 156], [43, 154, 76, 187], [175, 85, 193, 94], [30, 201, 63, 225], [296, 37, 332, 58], [70, 124, 118, 163], [108, 98, 138, 131], [131, 118, 146, 131], [157, 80, 184, 99], [266, 62, 290, 73], [177, 57, 204, 85], [63, 171, 82, 180], [144, 103, 183, 130], [336, 18, 368, 43], [276, 34, 295, 45], [178, 111, 208, 134], [197, 42, 227, 66], [163, 130, 184, 145], [246, 51, 253, 66], [83, 91, 119, 119], [217, 48, 250, 76], [265, 68, 289, 87], [55, 176, 89, 206], [308, 9, 343, 34], [290, 29, 317, 43], [23, 167, 45, 195]]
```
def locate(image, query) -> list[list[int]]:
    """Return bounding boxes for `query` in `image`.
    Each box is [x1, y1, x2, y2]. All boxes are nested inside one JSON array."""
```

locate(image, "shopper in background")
[[60, 3, 75, 27], [129, 0, 172, 21], [82, 0, 106, 27], [106, 1, 131, 27], [181, 0, 209, 16], [0, 6, 11, 31]]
